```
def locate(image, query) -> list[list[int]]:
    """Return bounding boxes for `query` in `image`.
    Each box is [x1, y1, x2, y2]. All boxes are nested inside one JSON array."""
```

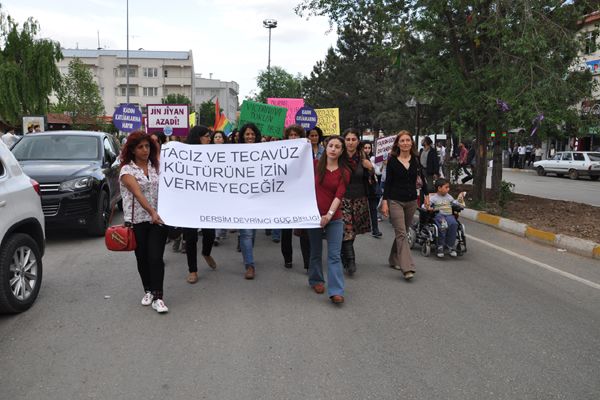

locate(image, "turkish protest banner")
[[147, 104, 189, 136], [267, 98, 305, 128], [158, 139, 321, 229], [238, 100, 287, 138], [374, 135, 397, 164], [113, 103, 142, 132], [314, 108, 340, 136]]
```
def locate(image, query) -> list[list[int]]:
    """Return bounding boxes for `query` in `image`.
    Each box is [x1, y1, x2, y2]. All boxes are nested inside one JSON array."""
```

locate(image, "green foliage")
[[498, 180, 515, 213], [51, 57, 104, 127], [162, 93, 191, 105], [254, 66, 302, 103], [196, 100, 222, 127], [0, 6, 62, 126]]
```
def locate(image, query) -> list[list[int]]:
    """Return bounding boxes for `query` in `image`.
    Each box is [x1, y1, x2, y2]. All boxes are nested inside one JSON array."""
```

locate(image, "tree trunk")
[[491, 138, 503, 196], [472, 121, 488, 203]]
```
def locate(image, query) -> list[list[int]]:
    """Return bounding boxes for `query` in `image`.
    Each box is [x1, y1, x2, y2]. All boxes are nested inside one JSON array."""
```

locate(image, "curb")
[[461, 209, 600, 260]]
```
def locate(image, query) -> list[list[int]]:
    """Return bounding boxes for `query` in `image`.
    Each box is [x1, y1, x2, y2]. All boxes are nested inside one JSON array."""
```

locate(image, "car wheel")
[[0, 233, 43, 314], [536, 166, 546, 176], [88, 190, 110, 236], [590, 175, 599, 181], [568, 169, 579, 180]]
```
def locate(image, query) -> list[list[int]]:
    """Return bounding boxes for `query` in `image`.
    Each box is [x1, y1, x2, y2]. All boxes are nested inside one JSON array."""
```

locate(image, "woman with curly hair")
[[119, 130, 169, 313]]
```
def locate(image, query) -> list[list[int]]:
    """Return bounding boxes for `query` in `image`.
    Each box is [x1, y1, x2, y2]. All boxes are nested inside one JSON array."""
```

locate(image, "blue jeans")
[[271, 229, 281, 241], [239, 229, 256, 268], [307, 219, 344, 297], [434, 214, 458, 249]]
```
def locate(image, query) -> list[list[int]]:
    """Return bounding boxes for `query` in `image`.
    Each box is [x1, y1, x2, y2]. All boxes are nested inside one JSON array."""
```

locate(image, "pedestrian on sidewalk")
[[340, 128, 373, 276], [517, 143, 526, 169], [534, 145, 543, 162], [381, 130, 429, 281], [238, 123, 262, 279], [119, 131, 169, 313], [182, 126, 217, 284], [307, 135, 350, 304]]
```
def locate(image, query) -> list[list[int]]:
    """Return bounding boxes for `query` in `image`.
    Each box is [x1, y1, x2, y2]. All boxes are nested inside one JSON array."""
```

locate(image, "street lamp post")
[[126, 0, 130, 104], [263, 19, 277, 97]]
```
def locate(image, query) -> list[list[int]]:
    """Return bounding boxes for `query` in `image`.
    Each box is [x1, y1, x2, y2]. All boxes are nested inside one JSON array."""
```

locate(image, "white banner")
[[157, 139, 321, 229], [374, 135, 396, 165]]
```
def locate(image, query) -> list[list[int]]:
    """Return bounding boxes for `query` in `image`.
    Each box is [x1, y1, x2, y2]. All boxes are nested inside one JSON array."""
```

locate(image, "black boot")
[[342, 240, 356, 276]]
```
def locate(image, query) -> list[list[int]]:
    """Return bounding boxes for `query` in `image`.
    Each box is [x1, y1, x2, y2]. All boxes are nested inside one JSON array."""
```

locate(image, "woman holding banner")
[[238, 123, 262, 279], [277, 125, 311, 270], [308, 135, 350, 304], [211, 130, 230, 247], [380, 130, 429, 281], [182, 126, 217, 284], [340, 128, 373, 276], [119, 131, 169, 313]]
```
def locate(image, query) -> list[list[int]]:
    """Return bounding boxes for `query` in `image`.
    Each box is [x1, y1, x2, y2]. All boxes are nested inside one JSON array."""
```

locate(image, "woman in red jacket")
[[307, 135, 351, 304]]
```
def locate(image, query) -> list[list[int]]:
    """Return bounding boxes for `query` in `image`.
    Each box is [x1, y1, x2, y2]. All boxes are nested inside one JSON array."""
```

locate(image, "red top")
[[313, 160, 348, 220]]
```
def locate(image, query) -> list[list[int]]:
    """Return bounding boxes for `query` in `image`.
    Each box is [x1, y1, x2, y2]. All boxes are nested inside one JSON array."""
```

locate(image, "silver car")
[[533, 151, 600, 180]]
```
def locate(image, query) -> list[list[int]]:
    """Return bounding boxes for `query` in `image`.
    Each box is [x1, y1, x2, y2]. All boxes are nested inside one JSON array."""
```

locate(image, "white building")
[[576, 12, 600, 150], [194, 74, 239, 122], [56, 49, 195, 115]]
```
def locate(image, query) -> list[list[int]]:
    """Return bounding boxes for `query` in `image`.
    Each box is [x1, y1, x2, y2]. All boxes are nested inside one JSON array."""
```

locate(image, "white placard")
[[158, 139, 321, 229], [374, 135, 397, 164], [147, 104, 189, 129]]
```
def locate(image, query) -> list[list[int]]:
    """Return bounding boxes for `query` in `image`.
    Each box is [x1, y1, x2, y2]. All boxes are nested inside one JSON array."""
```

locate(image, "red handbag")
[[105, 199, 137, 251]]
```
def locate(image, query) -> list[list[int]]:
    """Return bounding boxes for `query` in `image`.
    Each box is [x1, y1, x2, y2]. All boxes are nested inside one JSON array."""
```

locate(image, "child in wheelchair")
[[428, 178, 466, 258]]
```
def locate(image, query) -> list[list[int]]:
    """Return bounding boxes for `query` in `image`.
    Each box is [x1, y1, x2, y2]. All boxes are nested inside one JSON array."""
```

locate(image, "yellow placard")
[[189, 112, 196, 128], [315, 108, 340, 136]]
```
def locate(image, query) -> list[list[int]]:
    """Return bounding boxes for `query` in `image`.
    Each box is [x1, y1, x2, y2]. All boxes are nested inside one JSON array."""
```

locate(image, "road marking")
[[466, 234, 600, 291]]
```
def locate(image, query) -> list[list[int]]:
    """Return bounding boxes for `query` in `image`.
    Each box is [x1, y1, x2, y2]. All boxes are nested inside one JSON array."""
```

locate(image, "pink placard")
[[267, 98, 305, 128]]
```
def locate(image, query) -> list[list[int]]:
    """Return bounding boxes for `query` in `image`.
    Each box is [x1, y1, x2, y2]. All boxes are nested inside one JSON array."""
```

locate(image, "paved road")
[[1, 216, 599, 400], [479, 168, 599, 206]]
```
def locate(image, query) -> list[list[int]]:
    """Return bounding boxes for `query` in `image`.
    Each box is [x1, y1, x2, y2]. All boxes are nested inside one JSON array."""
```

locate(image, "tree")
[[51, 58, 104, 127], [162, 93, 191, 105], [254, 66, 302, 102], [0, 6, 62, 126], [298, 0, 593, 202], [196, 100, 223, 127]]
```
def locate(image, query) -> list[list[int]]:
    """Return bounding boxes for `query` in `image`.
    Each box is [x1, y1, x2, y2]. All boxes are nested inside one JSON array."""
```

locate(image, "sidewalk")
[[461, 208, 600, 260]]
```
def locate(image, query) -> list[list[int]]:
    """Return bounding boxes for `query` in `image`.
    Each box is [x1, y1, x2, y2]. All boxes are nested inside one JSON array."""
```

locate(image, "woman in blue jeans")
[[237, 123, 262, 279], [307, 136, 351, 304]]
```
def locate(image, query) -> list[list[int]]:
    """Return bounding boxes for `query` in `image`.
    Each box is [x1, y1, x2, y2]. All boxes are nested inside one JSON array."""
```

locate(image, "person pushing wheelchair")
[[427, 178, 466, 258]]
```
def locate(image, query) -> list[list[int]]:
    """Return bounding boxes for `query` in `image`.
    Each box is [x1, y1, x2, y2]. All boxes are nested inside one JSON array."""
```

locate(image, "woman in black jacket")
[[381, 130, 429, 281], [419, 136, 439, 193]]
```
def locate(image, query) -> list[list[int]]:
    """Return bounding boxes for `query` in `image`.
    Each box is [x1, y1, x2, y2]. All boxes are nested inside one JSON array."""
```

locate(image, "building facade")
[[56, 49, 195, 115], [194, 75, 239, 122]]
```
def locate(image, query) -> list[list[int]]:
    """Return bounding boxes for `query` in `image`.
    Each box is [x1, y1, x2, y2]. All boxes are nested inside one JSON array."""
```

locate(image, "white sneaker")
[[152, 299, 169, 313], [437, 247, 444, 258], [449, 249, 458, 257], [141, 292, 153, 306]]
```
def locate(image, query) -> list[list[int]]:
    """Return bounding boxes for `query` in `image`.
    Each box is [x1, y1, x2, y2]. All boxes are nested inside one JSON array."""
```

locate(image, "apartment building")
[[194, 74, 239, 122], [577, 11, 600, 150], [57, 49, 195, 115]]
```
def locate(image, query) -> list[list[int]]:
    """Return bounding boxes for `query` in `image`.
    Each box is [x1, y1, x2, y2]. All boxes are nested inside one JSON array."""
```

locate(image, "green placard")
[[238, 100, 287, 138]]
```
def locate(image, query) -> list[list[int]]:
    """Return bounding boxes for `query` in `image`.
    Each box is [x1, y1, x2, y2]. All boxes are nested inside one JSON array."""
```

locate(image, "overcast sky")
[[2, 0, 338, 99]]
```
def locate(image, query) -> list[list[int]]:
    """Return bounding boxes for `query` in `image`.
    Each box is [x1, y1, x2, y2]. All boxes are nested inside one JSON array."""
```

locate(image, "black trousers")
[[280, 229, 310, 268], [368, 197, 381, 234], [183, 228, 215, 273], [133, 222, 167, 295]]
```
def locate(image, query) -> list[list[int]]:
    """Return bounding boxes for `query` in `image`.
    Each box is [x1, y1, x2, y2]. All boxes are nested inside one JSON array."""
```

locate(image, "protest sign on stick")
[[238, 100, 287, 138], [147, 104, 189, 136], [314, 108, 340, 136], [267, 98, 305, 128], [374, 135, 397, 164], [158, 139, 321, 229]]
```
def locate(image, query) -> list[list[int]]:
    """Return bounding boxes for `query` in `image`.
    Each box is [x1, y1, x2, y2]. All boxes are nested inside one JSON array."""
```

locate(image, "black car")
[[11, 131, 122, 236]]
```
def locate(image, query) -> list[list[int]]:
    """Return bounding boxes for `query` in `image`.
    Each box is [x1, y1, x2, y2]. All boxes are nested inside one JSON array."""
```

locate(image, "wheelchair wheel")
[[421, 242, 431, 257], [407, 227, 416, 249]]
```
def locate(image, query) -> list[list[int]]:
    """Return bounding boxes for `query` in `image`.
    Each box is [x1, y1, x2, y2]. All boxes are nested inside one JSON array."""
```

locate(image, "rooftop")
[[61, 49, 192, 60]]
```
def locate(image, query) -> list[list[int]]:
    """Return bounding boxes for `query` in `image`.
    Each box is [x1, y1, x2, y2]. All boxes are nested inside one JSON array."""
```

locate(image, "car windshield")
[[12, 135, 99, 160], [588, 153, 600, 161]]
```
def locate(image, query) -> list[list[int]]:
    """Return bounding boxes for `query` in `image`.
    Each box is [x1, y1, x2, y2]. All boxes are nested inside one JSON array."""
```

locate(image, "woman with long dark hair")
[[362, 140, 382, 238], [340, 128, 373, 276], [182, 126, 217, 284], [211, 130, 229, 247], [307, 126, 325, 160], [381, 130, 429, 281], [419, 136, 439, 193], [119, 130, 169, 312], [308, 135, 351, 304], [238, 123, 262, 279]]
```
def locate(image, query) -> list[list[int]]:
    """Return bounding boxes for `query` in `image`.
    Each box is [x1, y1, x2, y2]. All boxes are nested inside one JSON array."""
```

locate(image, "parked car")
[[11, 131, 122, 236], [533, 151, 600, 180], [0, 140, 45, 313]]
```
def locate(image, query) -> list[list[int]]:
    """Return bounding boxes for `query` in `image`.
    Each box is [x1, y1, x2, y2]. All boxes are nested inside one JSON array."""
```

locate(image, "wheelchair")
[[407, 204, 467, 257]]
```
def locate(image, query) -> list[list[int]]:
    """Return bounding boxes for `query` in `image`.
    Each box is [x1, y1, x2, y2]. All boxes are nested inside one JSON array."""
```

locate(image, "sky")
[[2, 0, 338, 99]]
